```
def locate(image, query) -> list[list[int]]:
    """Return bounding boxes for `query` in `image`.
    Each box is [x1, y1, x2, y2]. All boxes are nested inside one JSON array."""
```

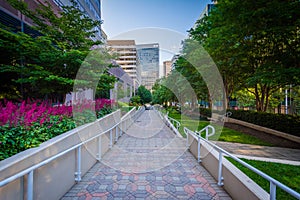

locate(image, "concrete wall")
[[0, 110, 123, 200], [188, 137, 270, 200]]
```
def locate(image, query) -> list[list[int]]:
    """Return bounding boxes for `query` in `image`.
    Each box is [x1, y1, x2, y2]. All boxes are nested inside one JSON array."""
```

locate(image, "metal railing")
[[195, 125, 215, 140], [153, 108, 182, 137], [184, 126, 300, 200], [221, 111, 232, 122], [0, 107, 142, 200], [167, 116, 181, 130]]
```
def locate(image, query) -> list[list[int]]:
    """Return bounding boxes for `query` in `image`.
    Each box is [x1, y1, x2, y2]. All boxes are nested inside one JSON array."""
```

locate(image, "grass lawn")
[[226, 157, 300, 200], [168, 112, 273, 146]]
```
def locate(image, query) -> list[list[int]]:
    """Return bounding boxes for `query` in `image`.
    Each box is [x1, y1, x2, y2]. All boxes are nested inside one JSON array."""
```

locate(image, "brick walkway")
[[62, 110, 231, 200]]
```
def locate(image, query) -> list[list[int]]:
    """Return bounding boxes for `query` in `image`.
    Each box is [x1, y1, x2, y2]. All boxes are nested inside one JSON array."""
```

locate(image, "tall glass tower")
[[136, 43, 159, 90]]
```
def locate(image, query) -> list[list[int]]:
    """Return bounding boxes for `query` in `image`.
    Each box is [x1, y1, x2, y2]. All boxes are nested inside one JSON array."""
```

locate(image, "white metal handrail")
[[184, 126, 300, 200], [195, 125, 215, 140], [0, 107, 141, 200], [224, 111, 232, 118], [167, 116, 181, 130]]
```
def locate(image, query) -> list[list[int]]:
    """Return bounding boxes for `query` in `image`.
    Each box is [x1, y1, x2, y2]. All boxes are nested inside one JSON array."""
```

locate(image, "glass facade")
[[53, 0, 103, 41], [136, 44, 159, 90]]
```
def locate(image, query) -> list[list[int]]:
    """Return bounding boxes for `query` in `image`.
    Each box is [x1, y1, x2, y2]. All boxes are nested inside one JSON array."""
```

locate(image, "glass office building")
[[136, 44, 159, 90]]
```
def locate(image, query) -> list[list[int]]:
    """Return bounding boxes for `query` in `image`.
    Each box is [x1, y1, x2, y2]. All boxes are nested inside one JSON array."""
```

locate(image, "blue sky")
[[101, 0, 212, 75], [102, 0, 212, 38]]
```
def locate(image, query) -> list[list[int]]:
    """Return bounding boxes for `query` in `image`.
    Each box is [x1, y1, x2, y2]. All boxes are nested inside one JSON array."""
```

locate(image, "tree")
[[0, 0, 116, 101], [137, 86, 152, 104], [152, 79, 175, 105], [189, 0, 300, 111], [130, 95, 141, 106]]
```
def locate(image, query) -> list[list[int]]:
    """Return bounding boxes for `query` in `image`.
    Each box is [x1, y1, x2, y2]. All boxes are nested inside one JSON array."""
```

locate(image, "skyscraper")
[[53, 0, 105, 42], [107, 40, 141, 88], [136, 43, 159, 90], [0, 0, 105, 42]]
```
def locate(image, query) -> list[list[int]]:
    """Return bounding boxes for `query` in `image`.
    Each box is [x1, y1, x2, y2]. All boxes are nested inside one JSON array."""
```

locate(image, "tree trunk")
[[254, 85, 262, 111], [263, 87, 270, 112]]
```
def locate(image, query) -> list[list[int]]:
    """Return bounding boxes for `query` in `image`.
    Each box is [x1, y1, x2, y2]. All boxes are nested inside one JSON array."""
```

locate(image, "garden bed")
[[0, 99, 114, 161]]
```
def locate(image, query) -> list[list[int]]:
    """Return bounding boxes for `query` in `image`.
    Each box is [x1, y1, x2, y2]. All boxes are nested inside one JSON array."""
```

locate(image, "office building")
[[53, 0, 105, 42], [107, 40, 141, 87], [0, 0, 106, 42], [136, 43, 159, 90], [162, 60, 172, 77], [170, 54, 180, 71], [0, 0, 60, 36], [193, 3, 216, 29]]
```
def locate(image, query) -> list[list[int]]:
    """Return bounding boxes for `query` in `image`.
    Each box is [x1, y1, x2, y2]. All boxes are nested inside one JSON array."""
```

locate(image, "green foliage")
[[152, 79, 176, 105], [0, 0, 116, 101], [117, 101, 129, 107], [198, 107, 300, 136], [229, 109, 300, 137], [0, 116, 76, 160], [137, 86, 152, 104], [96, 72, 117, 99], [189, 0, 300, 111], [227, 158, 300, 200], [96, 106, 113, 119], [130, 95, 141, 106]]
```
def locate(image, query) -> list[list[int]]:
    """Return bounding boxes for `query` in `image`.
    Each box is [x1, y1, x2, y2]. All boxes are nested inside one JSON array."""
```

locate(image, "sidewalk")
[[62, 110, 231, 200], [214, 141, 300, 165]]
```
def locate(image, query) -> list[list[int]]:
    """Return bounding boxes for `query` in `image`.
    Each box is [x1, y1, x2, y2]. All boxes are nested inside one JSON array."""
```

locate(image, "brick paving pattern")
[[62, 110, 231, 200]]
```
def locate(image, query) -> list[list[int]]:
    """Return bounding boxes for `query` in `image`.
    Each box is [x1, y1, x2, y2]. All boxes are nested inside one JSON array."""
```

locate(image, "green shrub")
[[228, 109, 300, 137], [197, 108, 300, 137], [0, 116, 76, 160]]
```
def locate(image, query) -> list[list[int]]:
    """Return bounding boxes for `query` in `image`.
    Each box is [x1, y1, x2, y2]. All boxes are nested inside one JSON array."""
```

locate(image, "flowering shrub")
[[0, 100, 72, 127], [0, 99, 115, 160]]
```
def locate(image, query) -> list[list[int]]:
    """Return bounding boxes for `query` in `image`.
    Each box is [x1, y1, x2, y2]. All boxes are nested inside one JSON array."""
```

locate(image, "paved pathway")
[[214, 141, 300, 164], [62, 110, 231, 200]]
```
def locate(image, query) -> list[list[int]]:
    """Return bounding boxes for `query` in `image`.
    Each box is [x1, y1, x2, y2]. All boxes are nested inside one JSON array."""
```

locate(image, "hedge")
[[228, 109, 300, 137], [198, 108, 300, 137]]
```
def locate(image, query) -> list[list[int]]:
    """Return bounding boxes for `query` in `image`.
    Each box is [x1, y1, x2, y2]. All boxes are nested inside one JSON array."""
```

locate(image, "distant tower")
[[136, 43, 160, 90], [163, 61, 172, 77]]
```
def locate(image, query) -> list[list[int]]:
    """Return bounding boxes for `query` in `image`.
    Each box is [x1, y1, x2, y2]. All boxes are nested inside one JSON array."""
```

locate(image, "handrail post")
[[218, 151, 224, 186], [115, 126, 118, 142], [109, 130, 113, 148], [27, 170, 33, 200], [120, 123, 123, 136], [197, 137, 201, 163], [270, 181, 276, 200], [186, 129, 189, 149], [125, 119, 127, 131], [75, 146, 81, 182], [97, 135, 102, 160]]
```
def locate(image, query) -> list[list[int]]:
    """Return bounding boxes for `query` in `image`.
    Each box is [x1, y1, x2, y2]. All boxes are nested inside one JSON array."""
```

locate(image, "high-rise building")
[[193, 3, 216, 29], [53, 0, 105, 42], [163, 60, 172, 77], [136, 43, 159, 90], [107, 40, 141, 88], [170, 54, 180, 71], [0, 0, 105, 42], [0, 0, 60, 36]]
